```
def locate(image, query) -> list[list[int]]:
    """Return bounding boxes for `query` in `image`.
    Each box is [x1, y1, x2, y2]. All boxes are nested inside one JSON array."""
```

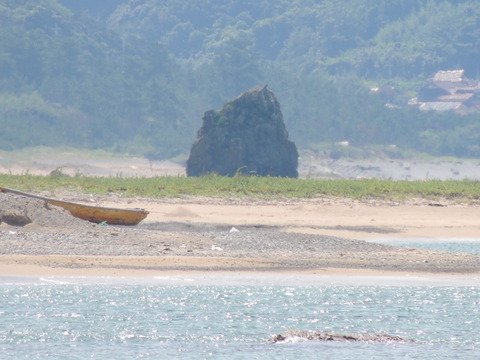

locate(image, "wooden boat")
[[0, 187, 149, 226]]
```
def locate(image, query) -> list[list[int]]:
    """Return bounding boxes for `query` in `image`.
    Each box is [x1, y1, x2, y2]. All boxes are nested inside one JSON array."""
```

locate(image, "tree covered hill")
[[1, 0, 480, 160], [108, 0, 480, 80]]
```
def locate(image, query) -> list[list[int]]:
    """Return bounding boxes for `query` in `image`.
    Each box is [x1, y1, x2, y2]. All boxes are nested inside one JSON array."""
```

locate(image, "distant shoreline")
[[2, 147, 480, 180]]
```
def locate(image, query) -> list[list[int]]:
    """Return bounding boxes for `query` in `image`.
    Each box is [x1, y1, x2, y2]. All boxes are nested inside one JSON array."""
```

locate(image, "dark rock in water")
[[270, 330, 417, 343], [187, 86, 298, 177], [0, 210, 32, 226]]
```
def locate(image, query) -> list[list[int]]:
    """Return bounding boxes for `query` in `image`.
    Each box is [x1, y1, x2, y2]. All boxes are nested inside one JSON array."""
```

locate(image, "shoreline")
[[1, 254, 479, 279], [3, 147, 480, 181], [1, 267, 478, 288]]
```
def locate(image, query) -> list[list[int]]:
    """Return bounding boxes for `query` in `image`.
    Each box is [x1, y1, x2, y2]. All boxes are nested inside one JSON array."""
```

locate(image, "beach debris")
[[0, 210, 32, 227], [269, 330, 418, 344], [0, 192, 95, 228], [211, 245, 223, 251], [230, 227, 239, 233]]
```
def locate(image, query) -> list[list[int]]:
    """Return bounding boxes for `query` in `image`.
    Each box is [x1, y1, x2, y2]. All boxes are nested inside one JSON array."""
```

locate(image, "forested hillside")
[[1, 0, 480, 160]]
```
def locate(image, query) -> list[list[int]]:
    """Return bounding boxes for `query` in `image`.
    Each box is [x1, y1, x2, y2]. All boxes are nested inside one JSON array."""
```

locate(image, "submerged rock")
[[270, 330, 417, 343], [186, 86, 298, 177]]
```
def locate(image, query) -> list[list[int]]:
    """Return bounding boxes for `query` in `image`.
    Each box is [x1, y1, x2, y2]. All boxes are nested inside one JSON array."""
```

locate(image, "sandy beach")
[[1, 190, 480, 279]]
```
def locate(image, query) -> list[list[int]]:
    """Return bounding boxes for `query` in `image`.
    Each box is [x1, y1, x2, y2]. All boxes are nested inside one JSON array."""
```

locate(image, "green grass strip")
[[1, 174, 479, 202]]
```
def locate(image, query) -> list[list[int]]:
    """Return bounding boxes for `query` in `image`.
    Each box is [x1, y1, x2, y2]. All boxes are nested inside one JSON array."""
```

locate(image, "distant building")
[[416, 70, 480, 114]]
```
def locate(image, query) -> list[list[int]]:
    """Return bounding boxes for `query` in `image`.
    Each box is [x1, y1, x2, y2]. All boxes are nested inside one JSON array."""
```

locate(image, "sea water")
[[0, 275, 479, 360], [371, 238, 480, 255]]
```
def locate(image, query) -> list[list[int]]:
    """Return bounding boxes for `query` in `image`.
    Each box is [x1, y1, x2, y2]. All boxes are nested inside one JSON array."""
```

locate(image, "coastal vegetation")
[[1, 174, 479, 202], [1, 1, 480, 160]]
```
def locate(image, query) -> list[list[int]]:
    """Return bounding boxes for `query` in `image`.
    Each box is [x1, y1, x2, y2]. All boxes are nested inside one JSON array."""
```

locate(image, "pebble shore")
[[1, 192, 480, 274]]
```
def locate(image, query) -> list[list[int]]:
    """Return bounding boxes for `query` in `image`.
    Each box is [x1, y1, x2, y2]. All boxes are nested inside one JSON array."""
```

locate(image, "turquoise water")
[[1, 276, 479, 359], [372, 238, 480, 255]]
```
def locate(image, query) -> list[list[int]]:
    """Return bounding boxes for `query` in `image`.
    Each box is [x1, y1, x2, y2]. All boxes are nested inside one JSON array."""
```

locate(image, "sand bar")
[[1, 192, 480, 278]]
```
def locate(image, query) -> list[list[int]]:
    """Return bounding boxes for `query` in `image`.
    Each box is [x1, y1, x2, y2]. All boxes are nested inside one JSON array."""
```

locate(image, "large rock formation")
[[186, 86, 298, 177]]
